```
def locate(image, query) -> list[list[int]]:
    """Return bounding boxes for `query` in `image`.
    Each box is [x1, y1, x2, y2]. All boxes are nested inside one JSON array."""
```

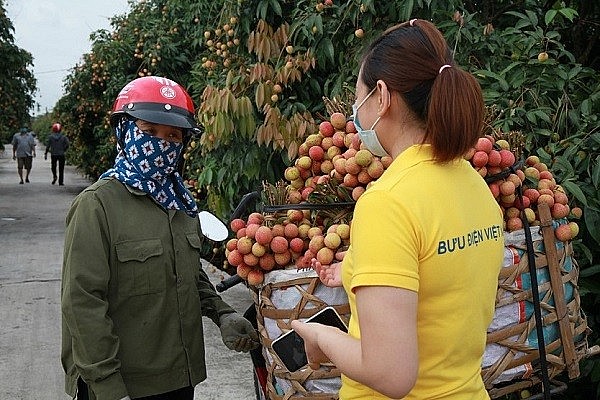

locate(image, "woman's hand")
[[312, 257, 343, 287], [290, 320, 332, 370]]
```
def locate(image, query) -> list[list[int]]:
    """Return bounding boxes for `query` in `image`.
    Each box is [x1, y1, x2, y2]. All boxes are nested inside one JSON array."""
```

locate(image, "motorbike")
[[200, 192, 268, 399]]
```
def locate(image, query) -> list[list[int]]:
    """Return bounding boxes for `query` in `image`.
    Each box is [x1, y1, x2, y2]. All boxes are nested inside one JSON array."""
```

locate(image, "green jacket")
[[61, 178, 235, 400]]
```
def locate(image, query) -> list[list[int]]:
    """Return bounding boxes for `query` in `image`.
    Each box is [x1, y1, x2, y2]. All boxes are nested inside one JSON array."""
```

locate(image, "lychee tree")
[[0, 0, 36, 149], [53, 0, 222, 177], [52, 0, 598, 226]]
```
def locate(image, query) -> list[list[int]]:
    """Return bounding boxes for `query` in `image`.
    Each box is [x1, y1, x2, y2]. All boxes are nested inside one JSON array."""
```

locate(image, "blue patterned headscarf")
[[100, 119, 198, 217]]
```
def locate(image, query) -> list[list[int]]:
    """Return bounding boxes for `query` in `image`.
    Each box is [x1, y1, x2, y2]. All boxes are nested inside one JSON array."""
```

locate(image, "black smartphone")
[[271, 306, 348, 372]]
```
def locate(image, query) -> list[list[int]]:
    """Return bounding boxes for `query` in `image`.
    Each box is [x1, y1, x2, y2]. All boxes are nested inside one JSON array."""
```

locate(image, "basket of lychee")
[[223, 179, 351, 287], [465, 135, 581, 242], [225, 208, 351, 287]]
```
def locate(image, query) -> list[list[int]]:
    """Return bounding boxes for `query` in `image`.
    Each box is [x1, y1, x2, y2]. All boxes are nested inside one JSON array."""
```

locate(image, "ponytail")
[[427, 66, 484, 163]]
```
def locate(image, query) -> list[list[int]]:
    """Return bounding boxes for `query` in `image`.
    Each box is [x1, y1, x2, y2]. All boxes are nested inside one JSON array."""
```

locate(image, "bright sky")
[[5, 0, 132, 116]]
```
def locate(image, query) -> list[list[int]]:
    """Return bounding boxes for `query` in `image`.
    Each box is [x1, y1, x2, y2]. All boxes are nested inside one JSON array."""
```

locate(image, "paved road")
[[0, 141, 256, 399]]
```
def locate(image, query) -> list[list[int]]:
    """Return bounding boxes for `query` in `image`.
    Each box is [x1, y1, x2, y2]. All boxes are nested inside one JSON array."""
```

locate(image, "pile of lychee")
[[465, 135, 581, 242], [226, 114, 581, 286], [225, 210, 351, 286], [283, 112, 392, 203]]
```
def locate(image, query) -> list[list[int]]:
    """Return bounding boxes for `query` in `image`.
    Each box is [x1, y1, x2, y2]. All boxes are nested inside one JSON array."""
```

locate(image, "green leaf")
[[592, 156, 600, 188], [500, 61, 523, 76], [257, 0, 268, 19], [545, 9, 558, 25], [217, 167, 227, 185], [584, 206, 600, 245], [402, 0, 415, 21], [515, 17, 531, 30], [269, 0, 282, 16], [505, 11, 527, 20], [315, 14, 323, 34], [204, 167, 213, 184], [568, 66, 582, 79], [533, 110, 551, 124], [561, 180, 588, 207], [525, 10, 538, 26], [579, 264, 600, 278], [473, 69, 509, 91], [525, 110, 537, 124], [483, 91, 502, 102], [558, 8, 578, 22], [556, 68, 569, 81], [320, 37, 335, 65], [581, 99, 591, 115]]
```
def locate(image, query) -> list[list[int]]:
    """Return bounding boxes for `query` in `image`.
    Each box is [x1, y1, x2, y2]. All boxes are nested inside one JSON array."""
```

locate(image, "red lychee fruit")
[[319, 121, 335, 137], [259, 253, 276, 271], [237, 263, 252, 279], [255, 226, 273, 246], [554, 224, 572, 242], [230, 218, 246, 233], [499, 149, 516, 168], [471, 151, 488, 168], [227, 249, 243, 266], [236, 237, 253, 255], [487, 150, 502, 167], [475, 137, 493, 153], [308, 145, 325, 161], [316, 247, 335, 265], [270, 236, 289, 253], [247, 268, 264, 286]]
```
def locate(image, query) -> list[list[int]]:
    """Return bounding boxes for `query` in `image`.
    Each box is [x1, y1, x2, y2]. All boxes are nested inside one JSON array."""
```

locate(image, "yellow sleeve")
[[349, 189, 420, 293]]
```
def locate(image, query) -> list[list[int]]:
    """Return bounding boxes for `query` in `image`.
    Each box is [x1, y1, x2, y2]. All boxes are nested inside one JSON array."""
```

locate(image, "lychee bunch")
[[284, 112, 392, 203], [225, 209, 351, 287], [465, 135, 581, 241], [294, 223, 351, 270]]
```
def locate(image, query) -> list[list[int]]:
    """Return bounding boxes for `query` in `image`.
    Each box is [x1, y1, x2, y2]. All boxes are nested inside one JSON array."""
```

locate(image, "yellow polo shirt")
[[340, 145, 503, 399]]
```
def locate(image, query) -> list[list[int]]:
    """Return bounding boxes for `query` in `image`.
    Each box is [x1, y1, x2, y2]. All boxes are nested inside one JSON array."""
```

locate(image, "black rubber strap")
[[262, 201, 355, 212], [484, 159, 524, 184], [519, 186, 552, 399]]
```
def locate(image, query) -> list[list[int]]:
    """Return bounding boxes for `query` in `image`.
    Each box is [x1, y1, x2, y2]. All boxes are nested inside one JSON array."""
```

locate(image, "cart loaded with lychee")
[[217, 107, 599, 400]]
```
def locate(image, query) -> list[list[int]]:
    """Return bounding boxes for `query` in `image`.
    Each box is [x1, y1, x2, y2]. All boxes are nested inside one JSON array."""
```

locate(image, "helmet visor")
[[111, 102, 198, 130]]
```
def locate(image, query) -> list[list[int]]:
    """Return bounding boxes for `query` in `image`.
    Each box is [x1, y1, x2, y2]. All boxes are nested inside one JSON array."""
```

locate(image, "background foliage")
[[41, 0, 600, 397], [0, 0, 37, 150]]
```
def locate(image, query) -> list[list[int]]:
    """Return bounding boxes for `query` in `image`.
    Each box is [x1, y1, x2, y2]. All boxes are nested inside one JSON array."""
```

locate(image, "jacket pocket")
[[116, 238, 166, 296], [186, 233, 202, 250], [185, 233, 202, 282]]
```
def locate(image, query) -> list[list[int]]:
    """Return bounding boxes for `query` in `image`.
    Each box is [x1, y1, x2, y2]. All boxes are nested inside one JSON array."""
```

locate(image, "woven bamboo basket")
[[252, 269, 350, 400], [482, 202, 593, 398], [250, 201, 596, 399]]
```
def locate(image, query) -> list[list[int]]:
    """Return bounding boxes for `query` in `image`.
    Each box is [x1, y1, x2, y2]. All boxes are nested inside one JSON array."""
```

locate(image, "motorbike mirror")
[[198, 211, 229, 242]]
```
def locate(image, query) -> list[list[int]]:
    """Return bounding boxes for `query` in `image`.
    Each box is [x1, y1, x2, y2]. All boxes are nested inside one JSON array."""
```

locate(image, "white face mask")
[[352, 87, 388, 157]]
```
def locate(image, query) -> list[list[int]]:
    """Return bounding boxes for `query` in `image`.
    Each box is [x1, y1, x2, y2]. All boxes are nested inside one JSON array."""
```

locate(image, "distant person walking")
[[44, 123, 70, 185], [12, 127, 36, 184]]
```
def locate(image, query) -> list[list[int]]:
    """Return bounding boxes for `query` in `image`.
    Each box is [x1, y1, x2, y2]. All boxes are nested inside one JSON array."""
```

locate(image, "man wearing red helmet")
[[61, 76, 258, 400], [44, 123, 70, 185]]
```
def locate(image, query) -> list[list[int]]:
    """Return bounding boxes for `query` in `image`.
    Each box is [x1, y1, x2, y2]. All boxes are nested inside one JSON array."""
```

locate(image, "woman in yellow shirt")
[[292, 19, 504, 399]]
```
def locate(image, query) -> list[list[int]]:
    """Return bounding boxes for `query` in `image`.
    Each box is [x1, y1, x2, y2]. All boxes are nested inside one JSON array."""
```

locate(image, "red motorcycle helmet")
[[52, 123, 62, 132], [110, 76, 199, 131]]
